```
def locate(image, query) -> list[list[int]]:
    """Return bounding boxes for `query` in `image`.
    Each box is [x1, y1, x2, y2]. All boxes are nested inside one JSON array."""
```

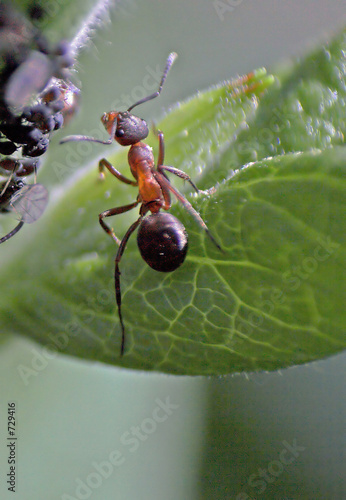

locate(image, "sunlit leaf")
[[0, 28, 345, 375]]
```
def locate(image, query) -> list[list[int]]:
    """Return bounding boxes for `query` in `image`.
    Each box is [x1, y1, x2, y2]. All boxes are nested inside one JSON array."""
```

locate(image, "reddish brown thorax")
[[128, 142, 170, 213]]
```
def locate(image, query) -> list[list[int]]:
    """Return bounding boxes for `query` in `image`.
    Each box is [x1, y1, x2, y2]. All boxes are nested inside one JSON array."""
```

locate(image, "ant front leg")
[[155, 130, 199, 193], [99, 200, 139, 245], [98, 158, 137, 185]]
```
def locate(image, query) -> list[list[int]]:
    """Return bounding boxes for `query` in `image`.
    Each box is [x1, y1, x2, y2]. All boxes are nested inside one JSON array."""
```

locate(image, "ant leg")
[[60, 135, 113, 145], [98, 158, 137, 185], [155, 127, 165, 166], [60, 117, 117, 145], [155, 171, 223, 252], [0, 220, 24, 244], [99, 201, 139, 245], [155, 130, 199, 193], [154, 130, 221, 250], [115, 212, 147, 355], [127, 52, 177, 112], [159, 165, 200, 194]]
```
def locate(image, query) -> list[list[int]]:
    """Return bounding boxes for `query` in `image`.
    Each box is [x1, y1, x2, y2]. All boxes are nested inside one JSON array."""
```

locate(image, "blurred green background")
[[0, 1, 345, 498]]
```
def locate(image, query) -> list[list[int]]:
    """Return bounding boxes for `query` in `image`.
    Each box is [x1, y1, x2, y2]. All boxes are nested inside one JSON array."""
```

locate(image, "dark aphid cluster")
[[61, 53, 222, 355], [0, 2, 78, 157], [0, 2, 79, 244]]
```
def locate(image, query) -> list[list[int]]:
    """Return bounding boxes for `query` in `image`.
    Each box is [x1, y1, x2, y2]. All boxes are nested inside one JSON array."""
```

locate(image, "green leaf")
[[0, 29, 345, 375]]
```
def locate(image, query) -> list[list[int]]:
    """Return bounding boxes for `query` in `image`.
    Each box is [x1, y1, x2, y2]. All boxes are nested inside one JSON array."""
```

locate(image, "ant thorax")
[[128, 142, 154, 176]]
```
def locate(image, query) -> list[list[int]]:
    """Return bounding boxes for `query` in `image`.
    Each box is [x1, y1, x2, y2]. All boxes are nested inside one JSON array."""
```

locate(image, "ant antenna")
[[127, 52, 177, 112], [60, 53, 177, 146], [60, 135, 114, 146]]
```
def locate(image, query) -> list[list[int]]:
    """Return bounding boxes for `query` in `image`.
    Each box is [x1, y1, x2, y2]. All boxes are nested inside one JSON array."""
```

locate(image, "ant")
[[61, 53, 221, 355]]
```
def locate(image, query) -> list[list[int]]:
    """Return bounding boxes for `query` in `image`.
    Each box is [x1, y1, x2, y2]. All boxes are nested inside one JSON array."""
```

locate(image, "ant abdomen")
[[137, 212, 188, 272]]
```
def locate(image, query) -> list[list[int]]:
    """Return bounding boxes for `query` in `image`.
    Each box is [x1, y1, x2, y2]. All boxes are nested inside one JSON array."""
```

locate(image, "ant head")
[[137, 212, 188, 272], [101, 111, 149, 147], [61, 53, 177, 149]]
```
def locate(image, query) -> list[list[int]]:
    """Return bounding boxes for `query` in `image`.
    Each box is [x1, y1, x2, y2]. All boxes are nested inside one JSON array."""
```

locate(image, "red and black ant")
[[61, 53, 221, 355]]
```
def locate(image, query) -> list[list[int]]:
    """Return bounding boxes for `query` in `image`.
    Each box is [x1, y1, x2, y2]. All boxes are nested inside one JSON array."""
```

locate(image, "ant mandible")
[[61, 53, 221, 355]]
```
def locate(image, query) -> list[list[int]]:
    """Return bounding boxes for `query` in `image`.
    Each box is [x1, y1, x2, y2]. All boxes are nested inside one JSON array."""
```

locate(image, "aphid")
[[0, 178, 48, 244], [0, 157, 39, 179], [0, 2, 79, 168], [0, 4, 79, 247], [22, 103, 56, 133], [27, 2, 46, 22], [61, 53, 221, 355], [0, 141, 17, 156], [4, 50, 54, 111], [41, 79, 80, 126], [0, 118, 43, 146]]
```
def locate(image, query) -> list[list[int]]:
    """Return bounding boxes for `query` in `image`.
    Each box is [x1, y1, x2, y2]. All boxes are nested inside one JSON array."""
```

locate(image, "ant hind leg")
[[114, 214, 145, 355]]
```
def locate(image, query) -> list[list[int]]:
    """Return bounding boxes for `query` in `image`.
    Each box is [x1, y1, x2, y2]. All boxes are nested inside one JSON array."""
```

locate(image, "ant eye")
[[137, 212, 188, 272], [116, 128, 125, 137]]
